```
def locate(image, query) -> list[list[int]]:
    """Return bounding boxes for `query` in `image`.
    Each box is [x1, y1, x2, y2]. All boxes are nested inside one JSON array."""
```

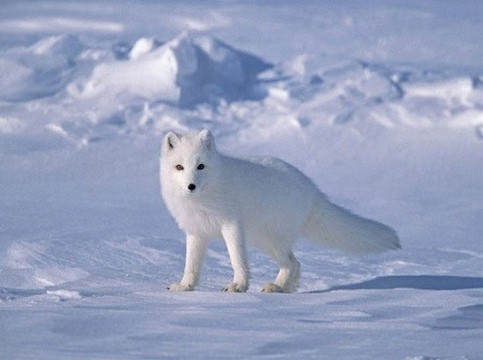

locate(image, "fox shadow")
[[308, 275, 483, 293]]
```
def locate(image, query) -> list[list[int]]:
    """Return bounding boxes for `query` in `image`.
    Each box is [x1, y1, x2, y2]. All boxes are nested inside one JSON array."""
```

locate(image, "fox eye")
[[175, 164, 184, 171], [197, 164, 205, 170]]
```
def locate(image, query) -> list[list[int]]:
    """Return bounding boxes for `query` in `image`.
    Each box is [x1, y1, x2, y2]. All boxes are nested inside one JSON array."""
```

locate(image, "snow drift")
[[69, 33, 271, 107], [0, 34, 83, 101]]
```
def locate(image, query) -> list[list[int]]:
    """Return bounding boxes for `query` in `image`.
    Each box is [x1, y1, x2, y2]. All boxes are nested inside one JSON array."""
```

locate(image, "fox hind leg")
[[262, 250, 300, 293]]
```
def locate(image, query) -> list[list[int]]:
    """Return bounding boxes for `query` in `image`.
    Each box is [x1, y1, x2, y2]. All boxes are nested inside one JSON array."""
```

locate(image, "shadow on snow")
[[308, 275, 483, 293]]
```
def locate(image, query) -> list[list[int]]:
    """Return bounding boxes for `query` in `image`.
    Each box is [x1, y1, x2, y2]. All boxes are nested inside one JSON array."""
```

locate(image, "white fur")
[[160, 130, 401, 293]]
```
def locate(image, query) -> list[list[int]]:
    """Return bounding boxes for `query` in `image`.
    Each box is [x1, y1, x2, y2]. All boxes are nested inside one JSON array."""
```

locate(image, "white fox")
[[160, 129, 400, 293]]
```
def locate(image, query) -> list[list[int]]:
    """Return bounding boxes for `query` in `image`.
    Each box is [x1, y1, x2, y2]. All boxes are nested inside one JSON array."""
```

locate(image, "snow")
[[0, 1, 482, 359], [70, 33, 269, 108]]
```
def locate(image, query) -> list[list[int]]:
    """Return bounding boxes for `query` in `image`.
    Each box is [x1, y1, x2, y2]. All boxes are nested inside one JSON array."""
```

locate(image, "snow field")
[[0, 1, 482, 359]]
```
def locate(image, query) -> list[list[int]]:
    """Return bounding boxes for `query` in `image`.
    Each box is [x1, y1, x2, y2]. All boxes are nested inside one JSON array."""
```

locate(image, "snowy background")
[[0, 1, 482, 359]]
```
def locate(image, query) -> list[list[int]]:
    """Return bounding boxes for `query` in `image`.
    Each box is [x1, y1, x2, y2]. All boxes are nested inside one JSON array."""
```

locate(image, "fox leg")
[[169, 233, 207, 291], [221, 222, 250, 292], [263, 251, 300, 293]]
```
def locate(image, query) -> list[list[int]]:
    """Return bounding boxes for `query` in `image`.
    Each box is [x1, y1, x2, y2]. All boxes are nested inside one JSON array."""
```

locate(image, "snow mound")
[[0, 34, 84, 101], [69, 33, 271, 107], [129, 37, 162, 60], [253, 55, 483, 134]]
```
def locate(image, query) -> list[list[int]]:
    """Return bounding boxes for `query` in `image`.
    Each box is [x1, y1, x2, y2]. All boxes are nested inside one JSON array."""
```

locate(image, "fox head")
[[160, 129, 220, 197]]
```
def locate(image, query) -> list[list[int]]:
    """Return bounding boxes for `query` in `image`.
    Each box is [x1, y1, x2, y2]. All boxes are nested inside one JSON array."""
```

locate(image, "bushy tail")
[[303, 195, 401, 254]]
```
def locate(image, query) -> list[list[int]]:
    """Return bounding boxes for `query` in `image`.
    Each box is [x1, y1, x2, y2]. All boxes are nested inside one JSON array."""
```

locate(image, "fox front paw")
[[168, 283, 193, 292], [222, 282, 248, 293]]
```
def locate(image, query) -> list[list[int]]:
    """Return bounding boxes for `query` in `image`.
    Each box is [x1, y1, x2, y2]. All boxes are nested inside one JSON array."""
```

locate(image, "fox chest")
[[170, 202, 224, 238]]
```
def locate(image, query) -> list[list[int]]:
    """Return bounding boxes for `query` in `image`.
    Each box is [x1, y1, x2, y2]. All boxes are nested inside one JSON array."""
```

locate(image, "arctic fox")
[[160, 129, 400, 293]]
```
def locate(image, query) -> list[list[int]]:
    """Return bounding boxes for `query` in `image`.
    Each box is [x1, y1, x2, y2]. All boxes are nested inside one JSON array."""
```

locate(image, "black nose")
[[188, 183, 196, 191]]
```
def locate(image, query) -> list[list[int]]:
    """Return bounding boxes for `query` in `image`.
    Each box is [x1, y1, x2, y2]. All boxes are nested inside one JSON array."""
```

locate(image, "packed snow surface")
[[0, 1, 482, 359]]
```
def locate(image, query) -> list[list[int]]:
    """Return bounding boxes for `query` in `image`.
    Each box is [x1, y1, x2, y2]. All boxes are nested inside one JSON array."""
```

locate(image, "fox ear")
[[198, 129, 215, 151], [163, 132, 180, 151]]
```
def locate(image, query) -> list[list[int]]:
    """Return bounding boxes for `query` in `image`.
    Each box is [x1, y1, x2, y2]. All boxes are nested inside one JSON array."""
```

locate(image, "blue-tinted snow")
[[0, 1, 482, 359]]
